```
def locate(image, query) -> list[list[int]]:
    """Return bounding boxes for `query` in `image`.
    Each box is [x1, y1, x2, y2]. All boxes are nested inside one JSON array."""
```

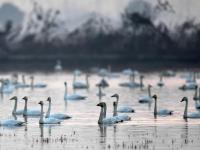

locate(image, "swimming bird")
[[157, 74, 164, 87], [10, 96, 24, 115], [0, 119, 25, 126], [38, 101, 61, 124], [96, 102, 118, 125], [112, 101, 131, 121], [180, 97, 200, 119], [30, 76, 47, 88], [45, 97, 71, 119], [22, 96, 41, 117], [111, 94, 135, 113], [96, 78, 109, 88], [152, 95, 173, 117], [138, 85, 153, 103], [54, 60, 63, 72], [64, 82, 87, 100], [73, 74, 90, 89], [96, 85, 106, 98]]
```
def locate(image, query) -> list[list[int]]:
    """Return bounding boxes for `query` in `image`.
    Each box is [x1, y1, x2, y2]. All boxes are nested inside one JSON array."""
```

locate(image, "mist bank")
[[0, 0, 200, 63]]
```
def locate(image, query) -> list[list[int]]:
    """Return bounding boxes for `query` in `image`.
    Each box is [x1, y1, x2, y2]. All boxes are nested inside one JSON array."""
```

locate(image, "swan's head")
[[47, 97, 51, 102], [64, 82, 67, 86], [96, 102, 106, 107], [111, 94, 119, 99], [152, 94, 157, 100], [10, 96, 17, 101], [181, 97, 188, 102], [38, 101, 43, 105], [22, 96, 28, 101]]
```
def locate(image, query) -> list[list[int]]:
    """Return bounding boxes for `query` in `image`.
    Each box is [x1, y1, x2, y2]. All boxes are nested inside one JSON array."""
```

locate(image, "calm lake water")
[[0, 71, 200, 150]]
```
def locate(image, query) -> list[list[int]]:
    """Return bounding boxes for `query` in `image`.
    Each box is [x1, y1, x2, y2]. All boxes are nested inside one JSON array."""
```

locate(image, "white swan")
[[10, 96, 24, 115], [30, 76, 47, 88], [138, 85, 153, 103], [113, 101, 131, 121], [0, 119, 24, 126], [38, 101, 61, 124], [0, 79, 15, 94], [157, 75, 164, 87], [22, 96, 41, 117], [119, 75, 144, 88], [15, 75, 30, 88], [111, 94, 135, 113], [54, 60, 63, 72], [96, 102, 118, 125], [45, 97, 71, 119], [64, 82, 87, 100], [152, 95, 173, 117], [179, 73, 197, 90], [73, 74, 89, 89], [96, 78, 109, 88], [181, 97, 200, 119]]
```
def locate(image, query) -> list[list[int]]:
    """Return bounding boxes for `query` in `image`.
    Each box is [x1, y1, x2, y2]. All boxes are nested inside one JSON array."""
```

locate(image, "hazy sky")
[[0, 0, 200, 30]]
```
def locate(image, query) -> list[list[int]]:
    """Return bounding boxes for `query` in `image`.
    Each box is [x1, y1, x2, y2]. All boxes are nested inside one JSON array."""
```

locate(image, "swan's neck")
[[113, 104, 118, 117], [160, 76, 163, 82], [64, 84, 68, 98], [194, 88, 198, 99], [184, 100, 188, 119], [103, 105, 107, 118], [73, 74, 76, 85], [12, 99, 18, 114], [132, 75, 135, 83], [39, 104, 44, 123], [23, 100, 28, 115], [198, 88, 200, 102], [193, 73, 196, 82], [98, 106, 106, 124], [86, 76, 89, 88], [140, 77, 143, 88], [148, 87, 151, 97], [31, 78, 34, 88], [154, 99, 157, 117], [45, 101, 51, 118], [22, 76, 26, 84]]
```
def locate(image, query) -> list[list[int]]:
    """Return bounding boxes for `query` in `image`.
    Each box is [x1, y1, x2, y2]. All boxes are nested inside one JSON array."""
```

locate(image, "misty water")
[[0, 71, 200, 150]]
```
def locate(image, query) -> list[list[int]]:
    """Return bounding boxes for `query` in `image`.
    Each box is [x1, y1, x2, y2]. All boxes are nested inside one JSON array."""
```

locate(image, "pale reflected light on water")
[[0, 71, 200, 150]]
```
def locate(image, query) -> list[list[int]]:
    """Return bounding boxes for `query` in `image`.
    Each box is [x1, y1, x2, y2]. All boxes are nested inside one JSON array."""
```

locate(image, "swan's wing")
[[27, 109, 41, 116], [138, 96, 152, 103], [118, 114, 131, 121], [51, 113, 72, 119], [0, 119, 24, 126], [157, 109, 173, 115], [43, 118, 61, 124], [188, 112, 200, 118], [118, 106, 135, 113], [15, 109, 24, 115]]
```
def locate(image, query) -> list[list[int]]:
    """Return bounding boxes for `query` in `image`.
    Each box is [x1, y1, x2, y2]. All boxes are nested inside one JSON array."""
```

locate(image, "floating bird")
[[38, 101, 61, 124], [45, 97, 71, 119], [152, 95, 173, 117], [138, 85, 153, 103], [64, 82, 86, 100], [180, 97, 200, 119]]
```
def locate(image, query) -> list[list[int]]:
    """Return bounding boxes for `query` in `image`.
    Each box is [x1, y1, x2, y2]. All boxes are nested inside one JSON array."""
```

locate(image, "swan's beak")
[[180, 98, 184, 102], [111, 95, 115, 98], [96, 103, 100, 106]]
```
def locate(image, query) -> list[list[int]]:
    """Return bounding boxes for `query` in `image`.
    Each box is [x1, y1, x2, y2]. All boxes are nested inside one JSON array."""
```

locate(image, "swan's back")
[[117, 106, 135, 113], [0, 119, 24, 126]]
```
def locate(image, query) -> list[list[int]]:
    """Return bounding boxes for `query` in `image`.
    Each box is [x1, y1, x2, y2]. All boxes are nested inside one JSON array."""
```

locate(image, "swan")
[[64, 82, 87, 100], [111, 94, 135, 113], [0, 79, 15, 94], [152, 95, 173, 117], [54, 60, 63, 72], [180, 97, 200, 119], [113, 101, 131, 121], [157, 75, 164, 87], [73, 74, 90, 89], [45, 97, 71, 119], [30, 76, 47, 88], [179, 82, 197, 90], [16, 75, 30, 88], [193, 86, 199, 101], [38, 101, 61, 124], [96, 102, 118, 125], [138, 85, 153, 103], [10, 96, 24, 115], [96, 78, 109, 88], [119, 74, 143, 88], [0, 119, 25, 126], [22, 96, 41, 117]]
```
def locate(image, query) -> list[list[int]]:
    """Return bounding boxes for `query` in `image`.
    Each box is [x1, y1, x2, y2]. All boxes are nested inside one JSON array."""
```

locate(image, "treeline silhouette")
[[0, 1, 200, 62]]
